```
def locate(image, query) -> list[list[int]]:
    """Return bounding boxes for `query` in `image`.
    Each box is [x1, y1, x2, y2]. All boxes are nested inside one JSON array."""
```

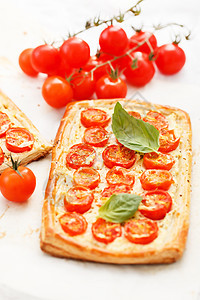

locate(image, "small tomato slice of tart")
[[66, 143, 96, 169], [124, 219, 158, 244], [159, 129, 180, 153], [59, 212, 87, 236], [0, 147, 4, 165], [92, 218, 122, 244], [140, 169, 173, 191], [73, 167, 100, 189], [139, 190, 172, 220], [83, 126, 109, 147], [64, 186, 94, 214], [128, 111, 141, 119], [6, 127, 34, 153], [101, 184, 132, 198], [143, 152, 175, 170], [81, 108, 110, 128], [106, 166, 135, 186], [143, 111, 169, 131], [102, 144, 136, 169], [0, 112, 11, 137]]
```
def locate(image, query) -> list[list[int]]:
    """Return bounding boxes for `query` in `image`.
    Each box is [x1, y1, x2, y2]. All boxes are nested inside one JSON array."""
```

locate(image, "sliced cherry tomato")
[[66, 143, 96, 169], [124, 52, 155, 87], [99, 25, 129, 56], [129, 31, 157, 54], [143, 111, 169, 131], [128, 111, 141, 119], [42, 76, 73, 108], [92, 218, 122, 244], [31, 44, 60, 74], [83, 126, 109, 147], [19, 48, 38, 77], [64, 186, 94, 214], [106, 166, 135, 186], [6, 128, 34, 153], [73, 167, 100, 189], [102, 145, 136, 169], [143, 152, 175, 170], [101, 184, 132, 198], [59, 212, 87, 236], [159, 129, 180, 153], [139, 190, 172, 220], [82, 55, 111, 81], [0, 112, 11, 137], [70, 71, 95, 100], [81, 108, 110, 128], [0, 164, 36, 202], [60, 37, 90, 68], [155, 43, 186, 75], [140, 169, 173, 191], [0, 147, 4, 166], [95, 74, 127, 99], [124, 219, 158, 244]]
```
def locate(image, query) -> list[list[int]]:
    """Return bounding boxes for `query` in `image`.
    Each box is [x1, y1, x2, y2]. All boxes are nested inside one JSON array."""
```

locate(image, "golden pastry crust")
[[40, 98, 192, 264], [0, 91, 52, 172]]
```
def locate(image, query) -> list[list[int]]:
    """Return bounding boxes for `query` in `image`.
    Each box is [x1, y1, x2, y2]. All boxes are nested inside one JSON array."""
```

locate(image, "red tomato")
[[60, 37, 90, 68], [81, 108, 110, 128], [128, 111, 141, 119], [49, 58, 73, 78], [70, 71, 95, 100], [102, 145, 136, 169], [106, 166, 135, 186], [0, 147, 4, 166], [73, 167, 100, 189], [140, 169, 173, 191], [155, 43, 186, 75], [83, 126, 109, 147], [99, 49, 131, 72], [101, 184, 132, 198], [124, 219, 158, 244], [129, 31, 157, 54], [0, 112, 11, 137], [159, 129, 180, 153], [143, 111, 169, 131], [0, 165, 36, 202], [124, 52, 155, 87], [95, 74, 127, 99], [143, 152, 175, 170], [64, 186, 94, 214], [42, 76, 73, 108], [31, 44, 60, 74], [82, 55, 111, 81], [19, 48, 38, 77], [92, 218, 122, 244], [6, 128, 34, 153], [66, 143, 96, 169], [139, 190, 172, 220], [99, 25, 129, 56], [59, 212, 87, 236]]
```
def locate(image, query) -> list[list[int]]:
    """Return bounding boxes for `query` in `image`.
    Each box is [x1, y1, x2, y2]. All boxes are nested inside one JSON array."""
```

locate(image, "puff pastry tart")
[[40, 98, 192, 264], [0, 91, 52, 173]]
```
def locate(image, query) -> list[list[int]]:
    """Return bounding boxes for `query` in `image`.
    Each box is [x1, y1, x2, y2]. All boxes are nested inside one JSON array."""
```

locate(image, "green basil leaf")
[[98, 193, 142, 223], [112, 102, 160, 153]]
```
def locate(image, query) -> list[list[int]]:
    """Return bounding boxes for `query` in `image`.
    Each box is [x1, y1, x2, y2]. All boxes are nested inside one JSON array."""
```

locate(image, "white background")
[[0, 0, 200, 299]]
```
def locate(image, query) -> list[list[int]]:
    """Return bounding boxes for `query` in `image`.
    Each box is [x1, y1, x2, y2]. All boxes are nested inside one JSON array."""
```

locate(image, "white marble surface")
[[0, 1, 200, 300]]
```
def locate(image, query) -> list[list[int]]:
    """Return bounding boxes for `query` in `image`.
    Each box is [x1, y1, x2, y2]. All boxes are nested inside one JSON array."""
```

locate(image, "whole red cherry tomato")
[[82, 55, 111, 81], [19, 48, 38, 77], [129, 31, 157, 54], [70, 71, 95, 100], [155, 43, 186, 75]]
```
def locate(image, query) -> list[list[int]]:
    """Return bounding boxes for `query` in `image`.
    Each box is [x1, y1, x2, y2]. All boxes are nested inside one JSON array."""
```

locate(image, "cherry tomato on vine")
[[124, 52, 155, 87], [31, 44, 60, 74], [155, 43, 186, 75], [70, 71, 96, 100], [42, 76, 73, 108], [99, 25, 129, 56], [95, 71, 127, 99], [129, 31, 157, 54], [19, 48, 38, 77], [0, 161, 36, 202], [60, 37, 90, 68]]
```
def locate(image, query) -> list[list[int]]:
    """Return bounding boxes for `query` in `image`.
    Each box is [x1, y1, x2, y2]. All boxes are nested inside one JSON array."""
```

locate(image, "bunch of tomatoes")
[[19, 25, 186, 108]]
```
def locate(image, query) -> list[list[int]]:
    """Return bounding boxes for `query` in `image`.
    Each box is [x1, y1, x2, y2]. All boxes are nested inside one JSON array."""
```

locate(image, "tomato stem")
[[10, 155, 23, 177]]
